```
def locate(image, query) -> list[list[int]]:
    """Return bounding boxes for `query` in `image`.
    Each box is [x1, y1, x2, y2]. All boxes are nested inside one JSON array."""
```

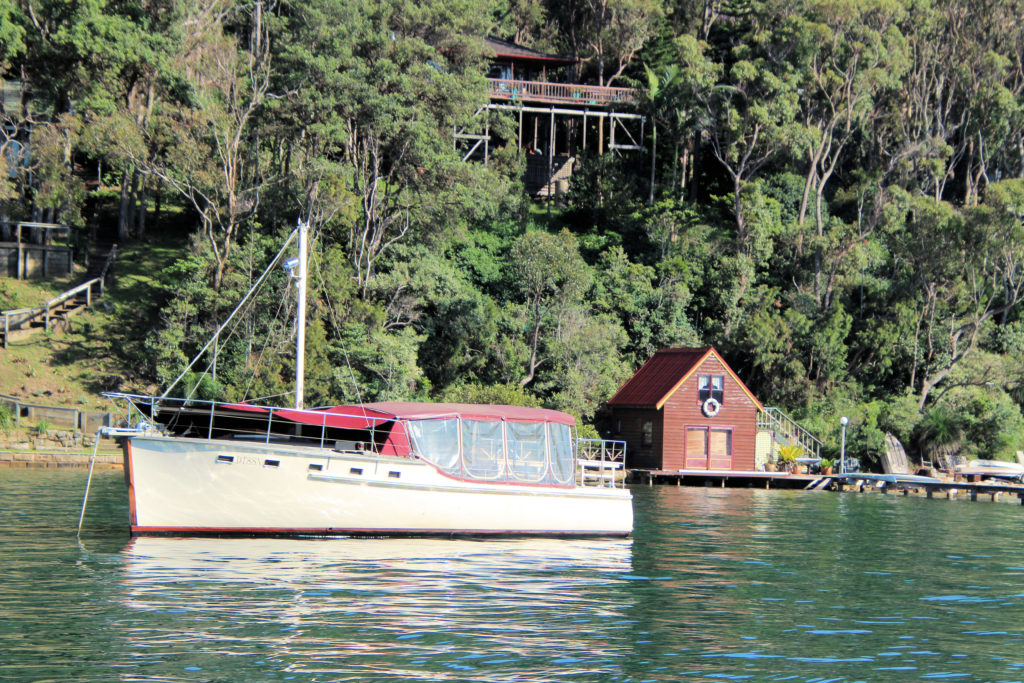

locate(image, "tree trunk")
[[648, 122, 657, 206], [733, 174, 746, 248], [135, 177, 148, 239], [117, 170, 132, 241], [519, 301, 543, 388]]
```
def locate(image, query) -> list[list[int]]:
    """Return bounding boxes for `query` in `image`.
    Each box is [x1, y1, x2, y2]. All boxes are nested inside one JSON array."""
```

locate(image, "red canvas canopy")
[[224, 401, 575, 427], [359, 402, 577, 426], [223, 402, 397, 430]]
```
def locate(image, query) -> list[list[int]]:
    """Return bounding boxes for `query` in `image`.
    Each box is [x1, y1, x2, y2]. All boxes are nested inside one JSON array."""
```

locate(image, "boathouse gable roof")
[[608, 347, 763, 411]]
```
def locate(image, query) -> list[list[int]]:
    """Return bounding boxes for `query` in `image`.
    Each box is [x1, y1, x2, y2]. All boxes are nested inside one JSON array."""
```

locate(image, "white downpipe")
[[295, 219, 308, 410]]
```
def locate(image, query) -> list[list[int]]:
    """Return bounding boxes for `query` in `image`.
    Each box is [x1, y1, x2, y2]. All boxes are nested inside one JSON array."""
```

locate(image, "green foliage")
[[35, 419, 51, 435], [438, 383, 541, 407], [776, 443, 803, 463], [0, 403, 13, 433], [0, 0, 26, 70], [9, 0, 1024, 457]]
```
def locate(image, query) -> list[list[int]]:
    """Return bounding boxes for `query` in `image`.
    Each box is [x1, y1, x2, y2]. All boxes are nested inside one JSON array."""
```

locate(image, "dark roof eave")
[[607, 402, 661, 409], [484, 37, 577, 67]]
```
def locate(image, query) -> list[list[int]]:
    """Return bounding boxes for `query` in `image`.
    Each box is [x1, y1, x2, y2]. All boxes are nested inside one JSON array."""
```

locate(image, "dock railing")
[[577, 438, 626, 488]]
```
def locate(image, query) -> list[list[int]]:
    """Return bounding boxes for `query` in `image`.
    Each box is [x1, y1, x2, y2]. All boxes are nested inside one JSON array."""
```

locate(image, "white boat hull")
[[125, 436, 633, 537]]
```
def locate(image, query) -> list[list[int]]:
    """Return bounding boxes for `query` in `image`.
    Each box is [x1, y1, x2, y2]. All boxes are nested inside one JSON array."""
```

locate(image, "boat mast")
[[294, 219, 308, 410]]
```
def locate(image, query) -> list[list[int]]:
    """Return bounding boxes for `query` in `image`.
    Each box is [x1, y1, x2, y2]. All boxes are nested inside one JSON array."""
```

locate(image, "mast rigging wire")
[[161, 229, 298, 400]]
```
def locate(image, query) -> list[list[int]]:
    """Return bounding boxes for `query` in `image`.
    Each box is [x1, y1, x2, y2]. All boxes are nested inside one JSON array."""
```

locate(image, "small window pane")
[[463, 419, 505, 480], [508, 421, 547, 483], [641, 421, 653, 446], [407, 418, 460, 475], [698, 375, 711, 401], [548, 423, 574, 485]]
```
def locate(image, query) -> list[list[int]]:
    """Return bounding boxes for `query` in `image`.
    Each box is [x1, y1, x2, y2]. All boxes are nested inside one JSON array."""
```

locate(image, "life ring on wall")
[[702, 397, 721, 418]]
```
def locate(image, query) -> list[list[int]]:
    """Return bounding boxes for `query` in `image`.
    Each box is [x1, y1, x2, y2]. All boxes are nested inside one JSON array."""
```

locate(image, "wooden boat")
[[954, 460, 1024, 483], [837, 472, 943, 486], [103, 394, 633, 537], [95, 221, 632, 538]]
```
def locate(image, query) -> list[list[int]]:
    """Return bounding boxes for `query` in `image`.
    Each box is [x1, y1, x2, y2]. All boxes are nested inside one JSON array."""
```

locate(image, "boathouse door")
[[684, 426, 733, 470]]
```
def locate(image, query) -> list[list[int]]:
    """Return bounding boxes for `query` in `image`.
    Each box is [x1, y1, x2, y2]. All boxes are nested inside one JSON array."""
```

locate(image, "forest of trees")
[[3, 0, 1024, 466]]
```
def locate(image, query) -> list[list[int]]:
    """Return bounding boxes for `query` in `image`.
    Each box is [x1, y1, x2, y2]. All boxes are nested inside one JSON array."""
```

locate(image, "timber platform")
[[627, 469, 1024, 504], [629, 468, 829, 489]]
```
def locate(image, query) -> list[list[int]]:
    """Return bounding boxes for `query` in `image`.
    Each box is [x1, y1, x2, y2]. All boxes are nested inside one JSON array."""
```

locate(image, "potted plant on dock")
[[819, 457, 834, 475], [776, 444, 803, 473]]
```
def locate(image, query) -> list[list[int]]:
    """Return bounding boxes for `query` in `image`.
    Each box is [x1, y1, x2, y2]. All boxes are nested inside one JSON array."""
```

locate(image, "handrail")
[[2, 277, 104, 348], [98, 244, 117, 283], [758, 407, 823, 459], [45, 277, 102, 308], [487, 78, 636, 106], [577, 438, 627, 488]]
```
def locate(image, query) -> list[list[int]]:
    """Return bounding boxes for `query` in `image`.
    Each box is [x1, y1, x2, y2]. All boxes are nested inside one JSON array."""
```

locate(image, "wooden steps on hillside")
[[1, 281, 102, 348]]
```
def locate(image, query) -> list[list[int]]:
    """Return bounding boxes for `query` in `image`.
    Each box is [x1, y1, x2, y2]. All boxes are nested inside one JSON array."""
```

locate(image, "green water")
[[2, 470, 1023, 682]]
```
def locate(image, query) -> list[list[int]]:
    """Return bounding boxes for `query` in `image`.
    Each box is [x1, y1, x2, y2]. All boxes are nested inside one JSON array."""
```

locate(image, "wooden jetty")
[[629, 469, 832, 490], [836, 474, 1024, 504], [628, 468, 1024, 504]]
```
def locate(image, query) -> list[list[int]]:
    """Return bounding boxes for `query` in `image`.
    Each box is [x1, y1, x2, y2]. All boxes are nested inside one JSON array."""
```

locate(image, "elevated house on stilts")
[[456, 37, 645, 198]]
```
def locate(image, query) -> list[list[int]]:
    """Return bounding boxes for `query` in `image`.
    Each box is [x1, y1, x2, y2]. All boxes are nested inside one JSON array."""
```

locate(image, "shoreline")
[[0, 449, 123, 469]]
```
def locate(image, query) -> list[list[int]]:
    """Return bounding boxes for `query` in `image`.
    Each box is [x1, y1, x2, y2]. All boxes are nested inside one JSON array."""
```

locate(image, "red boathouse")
[[606, 347, 763, 471]]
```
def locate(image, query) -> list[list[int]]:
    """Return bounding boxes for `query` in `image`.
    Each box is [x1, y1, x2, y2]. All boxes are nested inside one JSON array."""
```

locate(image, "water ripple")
[[3, 472, 1024, 680]]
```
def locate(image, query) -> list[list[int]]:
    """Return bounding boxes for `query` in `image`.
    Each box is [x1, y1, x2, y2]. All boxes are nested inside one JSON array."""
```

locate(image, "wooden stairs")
[[1, 244, 116, 349], [758, 407, 823, 461]]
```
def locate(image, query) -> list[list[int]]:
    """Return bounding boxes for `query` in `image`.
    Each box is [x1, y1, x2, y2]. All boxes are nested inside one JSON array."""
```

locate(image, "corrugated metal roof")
[[608, 348, 712, 407]]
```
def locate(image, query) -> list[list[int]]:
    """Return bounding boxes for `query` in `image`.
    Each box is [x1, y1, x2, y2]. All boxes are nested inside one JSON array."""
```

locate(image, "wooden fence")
[[0, 393, 112, 432]]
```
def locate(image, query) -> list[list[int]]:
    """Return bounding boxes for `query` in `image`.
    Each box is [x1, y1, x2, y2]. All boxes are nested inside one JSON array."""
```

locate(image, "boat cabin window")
[[507, 421, 546, 483], [406, 418, 460, 474], [548, 423, 575, 485], [463, 420, 505, 480], [408, 417, 576, 485]]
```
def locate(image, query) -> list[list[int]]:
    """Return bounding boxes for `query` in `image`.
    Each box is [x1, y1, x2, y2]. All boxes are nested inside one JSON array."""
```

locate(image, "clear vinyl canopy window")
[[407, 418, 575, 485]]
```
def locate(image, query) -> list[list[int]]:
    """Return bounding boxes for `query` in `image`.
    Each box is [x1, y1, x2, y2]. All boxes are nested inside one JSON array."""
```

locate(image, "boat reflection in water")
[[118, 536, 635, 678], [120, 535, 633, 583]]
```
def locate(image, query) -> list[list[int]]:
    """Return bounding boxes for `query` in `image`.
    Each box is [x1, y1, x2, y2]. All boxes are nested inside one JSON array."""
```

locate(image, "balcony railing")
[[487, 79, 636, 107]]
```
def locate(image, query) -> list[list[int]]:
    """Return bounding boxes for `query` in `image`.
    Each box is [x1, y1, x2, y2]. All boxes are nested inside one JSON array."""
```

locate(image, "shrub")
[[0, 404, 14, 433]]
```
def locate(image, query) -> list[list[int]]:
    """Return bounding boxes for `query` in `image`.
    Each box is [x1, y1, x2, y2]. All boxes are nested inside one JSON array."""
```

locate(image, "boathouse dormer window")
[[698, 375, 724, 404]]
